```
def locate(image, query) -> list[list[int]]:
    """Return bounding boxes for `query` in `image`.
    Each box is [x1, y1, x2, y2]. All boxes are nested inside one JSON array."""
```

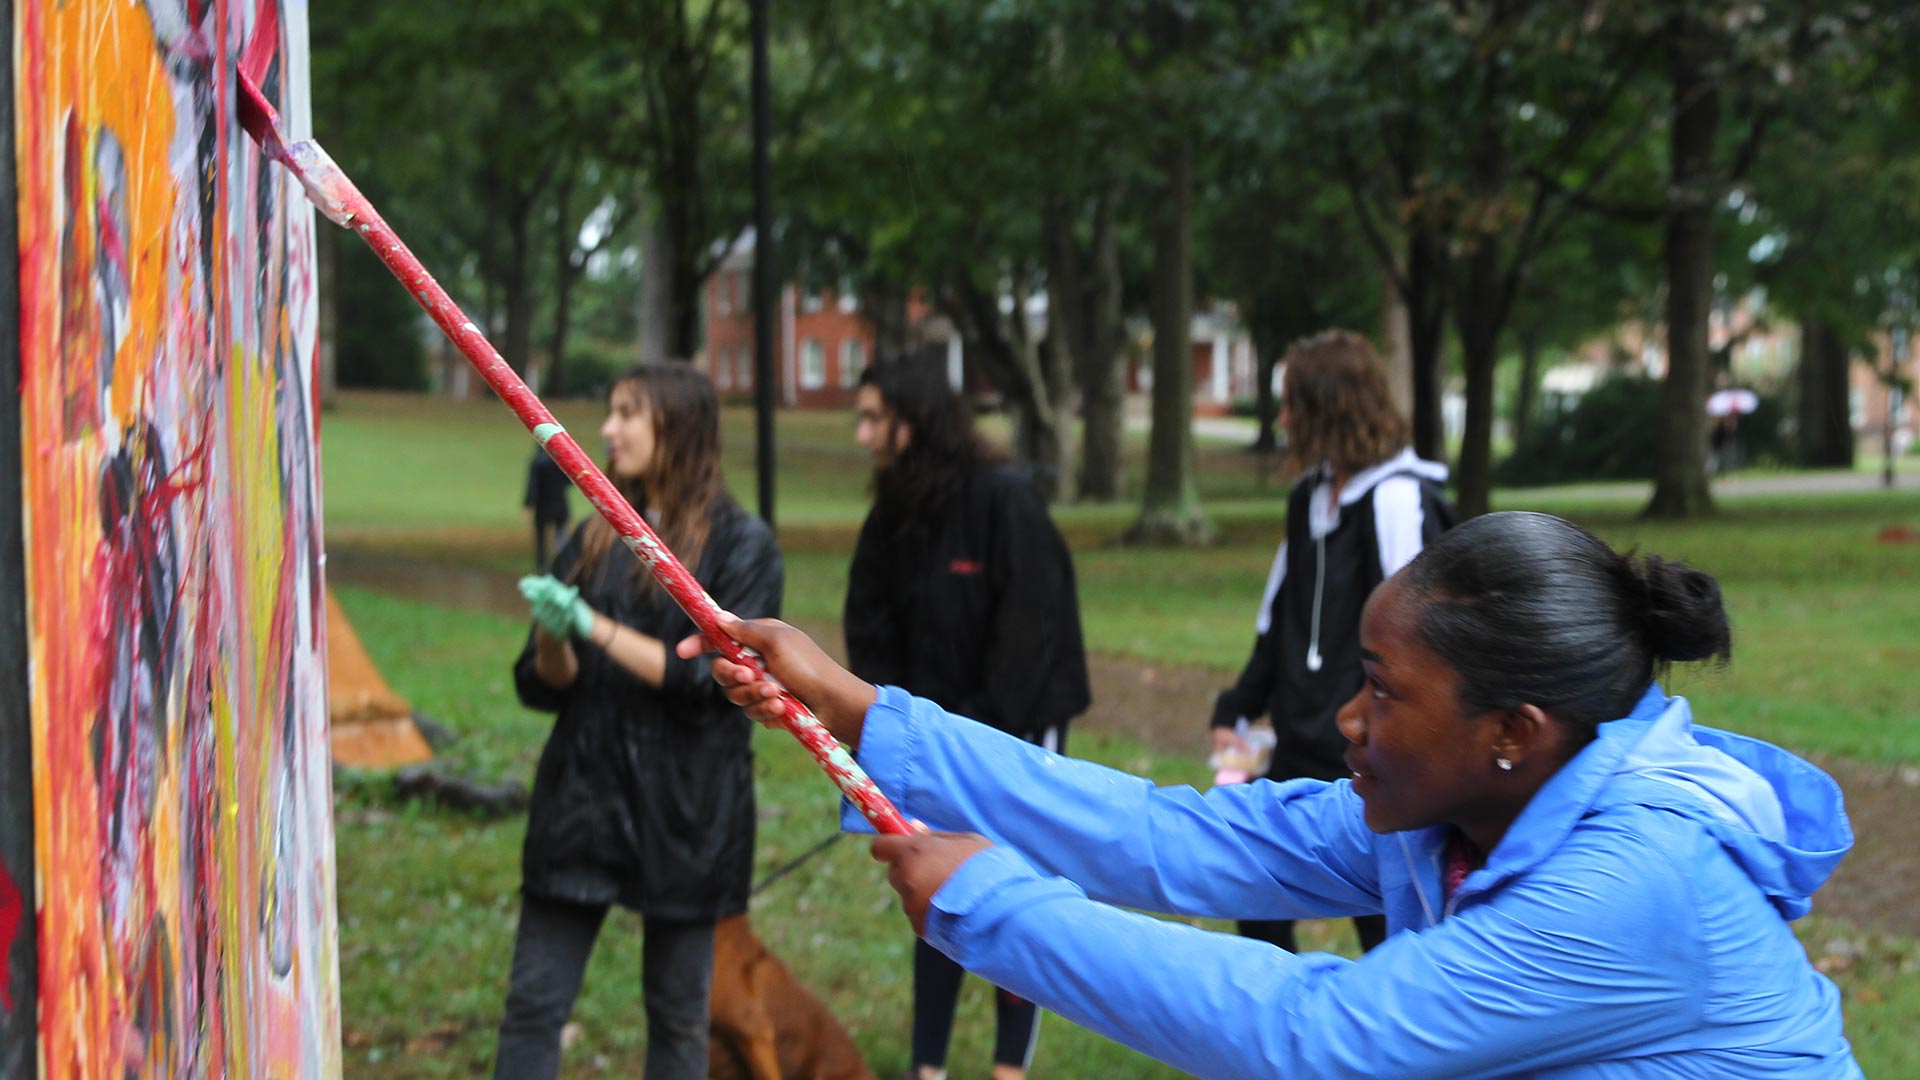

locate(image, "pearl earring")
[[1496, 757, 1513, 772]]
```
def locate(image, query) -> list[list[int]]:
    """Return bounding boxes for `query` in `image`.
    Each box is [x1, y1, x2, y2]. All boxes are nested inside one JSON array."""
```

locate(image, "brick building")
[[701, 233, 966, 408]]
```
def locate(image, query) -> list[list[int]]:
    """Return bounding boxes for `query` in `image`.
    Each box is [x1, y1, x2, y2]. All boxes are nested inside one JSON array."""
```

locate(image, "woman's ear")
[[1494, 704, 1555, 770]]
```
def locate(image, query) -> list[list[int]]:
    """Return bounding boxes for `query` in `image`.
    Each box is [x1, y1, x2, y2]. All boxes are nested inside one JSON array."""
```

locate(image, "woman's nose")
[[1336, 690, 1366, 745]]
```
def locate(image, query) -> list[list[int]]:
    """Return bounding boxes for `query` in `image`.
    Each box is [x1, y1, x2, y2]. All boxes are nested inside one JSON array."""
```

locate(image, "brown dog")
[[708, 913, 877, 1080]]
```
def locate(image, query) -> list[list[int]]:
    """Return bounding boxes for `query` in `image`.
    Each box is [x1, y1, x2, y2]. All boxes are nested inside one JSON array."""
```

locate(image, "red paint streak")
[[237, 89, 911, 836], [0, 857, 20, 1010]]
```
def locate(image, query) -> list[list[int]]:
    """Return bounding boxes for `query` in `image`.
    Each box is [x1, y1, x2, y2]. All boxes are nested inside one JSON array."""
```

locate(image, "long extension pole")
[[235, 71, 911, 837]]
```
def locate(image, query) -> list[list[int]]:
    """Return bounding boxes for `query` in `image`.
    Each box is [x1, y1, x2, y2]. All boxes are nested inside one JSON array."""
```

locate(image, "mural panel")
[[13, 0, 339, 1075]]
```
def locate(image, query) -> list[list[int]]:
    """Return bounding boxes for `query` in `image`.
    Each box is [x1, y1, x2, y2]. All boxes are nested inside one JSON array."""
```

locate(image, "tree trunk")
[[546, 171, 581, 396], [1406, 230, 1448, 461], [1250, 325, 1279, 453], [1452, 231, 1503, 519], [638, 214, 672, 364], [1126, 137, 1213, 545], [502, 204, 535, 379], [1005, 274, 1065, 497], [1075, 188, 1127, 501], [1646, 13, 1719, 519], [1796, 319, 1854, 467], [548, 258, 581, 398], [947, 274, 1064, 496], [1452, 111, 1514, 520], [660, 48, 708, 362], [1514, 326, 1541, 447], [1379, 264, 1414, 423], [1455, 315, 1498, 520]]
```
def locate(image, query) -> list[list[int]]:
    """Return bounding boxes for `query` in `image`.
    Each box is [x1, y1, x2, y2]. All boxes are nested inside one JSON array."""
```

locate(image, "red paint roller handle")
[[237, 73, 912, 836]]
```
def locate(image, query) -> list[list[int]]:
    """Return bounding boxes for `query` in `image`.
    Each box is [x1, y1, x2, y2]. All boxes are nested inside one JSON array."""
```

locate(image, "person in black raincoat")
[[522, 445, 572, 569], [493, 362, 783, 1080], [844, 357, 1089, 1080], [1209, 330, 1451, 957]]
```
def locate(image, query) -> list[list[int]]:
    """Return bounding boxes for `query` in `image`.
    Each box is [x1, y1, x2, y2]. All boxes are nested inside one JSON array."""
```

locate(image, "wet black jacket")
[[1211, 450, 1451, 781], [845, 463, 1090, 741], [513, 500, 782, 919]]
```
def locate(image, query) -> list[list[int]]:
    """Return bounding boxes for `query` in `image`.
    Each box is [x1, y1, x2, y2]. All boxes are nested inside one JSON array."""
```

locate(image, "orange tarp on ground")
[[327, 588, 433, 768]]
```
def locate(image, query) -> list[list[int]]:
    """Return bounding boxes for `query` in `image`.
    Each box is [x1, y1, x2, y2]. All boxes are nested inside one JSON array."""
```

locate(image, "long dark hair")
[[1282, 330, 1410, 476], [572, 362, 729, 588], [862, 356, 992, 529], [1403, 511, 1732, 747]]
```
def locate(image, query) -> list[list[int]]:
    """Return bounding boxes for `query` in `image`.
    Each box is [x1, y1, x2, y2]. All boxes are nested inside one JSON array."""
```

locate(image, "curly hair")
[[1281, 329, 1410, 476]]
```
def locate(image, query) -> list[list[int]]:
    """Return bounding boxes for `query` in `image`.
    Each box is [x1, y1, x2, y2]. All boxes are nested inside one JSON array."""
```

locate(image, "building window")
[[715, 349, 732, 389], [716, 276, 732, 316], [737, 347, 753, 389], [800, 339, 826, 389], [840, 338, 865, 388]]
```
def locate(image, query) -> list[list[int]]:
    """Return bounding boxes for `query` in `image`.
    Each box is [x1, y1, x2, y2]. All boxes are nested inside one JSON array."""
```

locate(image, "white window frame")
[[800, 338, 826, 390], [839, 338, 866, 388]]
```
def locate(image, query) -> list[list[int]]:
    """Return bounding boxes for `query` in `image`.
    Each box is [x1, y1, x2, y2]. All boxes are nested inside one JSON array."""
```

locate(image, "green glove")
[[518, 575, 595, 639]]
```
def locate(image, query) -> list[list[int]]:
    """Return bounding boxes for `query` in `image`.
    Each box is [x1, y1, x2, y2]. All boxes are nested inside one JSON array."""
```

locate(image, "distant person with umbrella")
[[1706, 388, 1759, 476]]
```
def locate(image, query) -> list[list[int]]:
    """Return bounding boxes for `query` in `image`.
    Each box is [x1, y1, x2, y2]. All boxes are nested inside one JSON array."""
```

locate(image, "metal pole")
[[751, 0, 777, 526], [1889, 326, 1908, 490], [0, 0, 41, 1063]]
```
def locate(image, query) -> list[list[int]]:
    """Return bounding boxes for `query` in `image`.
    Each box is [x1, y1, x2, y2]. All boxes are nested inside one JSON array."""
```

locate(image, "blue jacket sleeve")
[[849, 687, 1384, 919], [925, 820, 1705, 1080]]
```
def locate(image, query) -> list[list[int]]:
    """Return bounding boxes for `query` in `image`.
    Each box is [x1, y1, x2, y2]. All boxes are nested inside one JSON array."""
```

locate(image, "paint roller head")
[[236, 69, 282, 149]]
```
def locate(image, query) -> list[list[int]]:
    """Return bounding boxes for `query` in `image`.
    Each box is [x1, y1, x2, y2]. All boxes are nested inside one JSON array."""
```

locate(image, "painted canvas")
[[13, 0, 340, 1075]]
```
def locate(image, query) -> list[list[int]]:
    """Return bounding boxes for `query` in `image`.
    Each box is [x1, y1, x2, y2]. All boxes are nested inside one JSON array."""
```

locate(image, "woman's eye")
[[1367, 677, 1388, 701]]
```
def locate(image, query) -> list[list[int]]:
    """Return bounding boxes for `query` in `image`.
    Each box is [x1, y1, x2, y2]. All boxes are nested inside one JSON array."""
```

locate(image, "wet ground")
[[330, 545, 1919, 940]]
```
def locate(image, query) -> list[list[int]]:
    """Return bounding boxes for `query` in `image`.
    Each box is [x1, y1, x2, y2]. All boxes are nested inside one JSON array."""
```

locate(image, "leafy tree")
[[782, 0, 1145, 500], [1282, 1, 1668, 517], [1746, 11, 1920, 466], [577, 0, 754, 360]]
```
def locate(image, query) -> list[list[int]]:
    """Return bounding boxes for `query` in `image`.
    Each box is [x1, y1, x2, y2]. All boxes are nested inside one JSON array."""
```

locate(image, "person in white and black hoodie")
[[845, 356, 1089, 1080], [1211, 330, 1452, 956]]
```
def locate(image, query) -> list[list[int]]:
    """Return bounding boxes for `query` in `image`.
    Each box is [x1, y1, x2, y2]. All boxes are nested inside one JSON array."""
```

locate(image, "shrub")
[[1496, 373, 1663, 486], [1498, 373, 1790, 485]]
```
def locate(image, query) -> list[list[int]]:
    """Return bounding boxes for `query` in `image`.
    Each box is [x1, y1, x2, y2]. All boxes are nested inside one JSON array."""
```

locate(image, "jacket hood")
[[1331, 447, 1450, 507], [1519, 687, 1854, 921]]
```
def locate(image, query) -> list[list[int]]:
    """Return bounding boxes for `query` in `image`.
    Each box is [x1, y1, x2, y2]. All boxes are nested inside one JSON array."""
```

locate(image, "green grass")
[[321, 390, 1920, 1075], [331, 584, 1248, 1078]]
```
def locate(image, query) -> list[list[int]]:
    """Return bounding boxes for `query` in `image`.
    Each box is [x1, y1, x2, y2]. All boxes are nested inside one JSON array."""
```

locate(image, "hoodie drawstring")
[[1306, 533, 1326, 672]]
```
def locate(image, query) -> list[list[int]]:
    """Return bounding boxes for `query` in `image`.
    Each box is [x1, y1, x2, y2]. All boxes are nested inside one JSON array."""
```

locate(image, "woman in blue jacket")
[[681, 511, 1861, 1079]]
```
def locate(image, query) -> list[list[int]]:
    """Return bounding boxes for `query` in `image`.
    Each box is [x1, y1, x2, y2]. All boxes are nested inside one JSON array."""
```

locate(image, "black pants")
[[911, 724, 1062, 1073], [1237, 914, 1388, 955], [912, 937, 1040, 1070], [493, 893, 716, 1080], [532, 517, 566, 570]]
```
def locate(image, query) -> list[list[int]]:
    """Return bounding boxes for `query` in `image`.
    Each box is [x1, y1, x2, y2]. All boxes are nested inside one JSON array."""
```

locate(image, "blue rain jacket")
[[846, 684, 1861, 1079]]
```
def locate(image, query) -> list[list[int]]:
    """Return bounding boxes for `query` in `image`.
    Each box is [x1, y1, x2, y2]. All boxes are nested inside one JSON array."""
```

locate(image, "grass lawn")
[[322, 390, 1920, 1076]]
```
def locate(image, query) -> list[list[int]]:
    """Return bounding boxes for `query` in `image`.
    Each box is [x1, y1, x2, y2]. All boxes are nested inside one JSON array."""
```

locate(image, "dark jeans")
[[912, 938, 1040, 1070], [532, 517, 566, 571], [1237, 914, 1388, 955], [910, 724, 1063, 1072], [493, 893, 716, 1080]]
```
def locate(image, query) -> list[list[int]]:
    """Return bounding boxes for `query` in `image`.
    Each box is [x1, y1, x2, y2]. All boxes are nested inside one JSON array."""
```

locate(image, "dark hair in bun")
[[1401, 512, 1732, 746]]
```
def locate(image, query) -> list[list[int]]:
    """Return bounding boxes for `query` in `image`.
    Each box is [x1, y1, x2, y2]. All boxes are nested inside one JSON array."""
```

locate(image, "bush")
[[552, 335, 633, 399], [1496, 374, 1663, 486], [1498, 374, 1791, 485]]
